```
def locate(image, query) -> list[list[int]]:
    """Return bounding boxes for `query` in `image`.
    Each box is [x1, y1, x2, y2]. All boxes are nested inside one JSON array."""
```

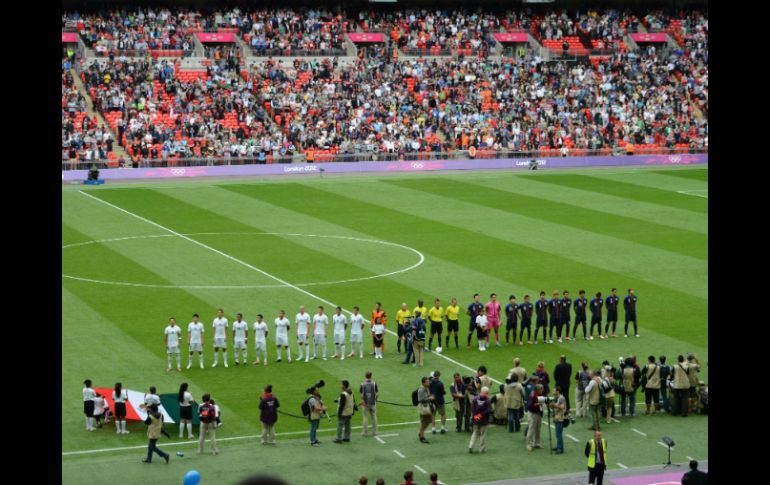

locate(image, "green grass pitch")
[[62, 165, 708, 484]]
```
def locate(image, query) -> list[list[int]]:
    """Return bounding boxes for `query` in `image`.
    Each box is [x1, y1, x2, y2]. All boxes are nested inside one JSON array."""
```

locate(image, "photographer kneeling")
[[549, 387, 567, 454]]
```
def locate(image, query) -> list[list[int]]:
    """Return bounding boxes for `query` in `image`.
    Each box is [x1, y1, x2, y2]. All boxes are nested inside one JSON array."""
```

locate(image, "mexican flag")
[[94, 388, 181, 424]]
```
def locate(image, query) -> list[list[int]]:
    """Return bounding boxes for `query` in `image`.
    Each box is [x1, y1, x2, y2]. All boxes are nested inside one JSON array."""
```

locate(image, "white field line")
[[610, 418, 621, 423], [414, 465, 427, 474], [63, 420, 418, 456], [631, 428, 647, 437], [62, 232, 425, 289], [375, 436, 386, 444], [79, 191, 500, 384], [566, 434, 579, 442], [393, 450, 406, 459], [378, 433, 399, 438], [676, 189, 708, 198], [616, 463, 628, 469], [658, 441, 672, 449], [687, 456, 694, 461]]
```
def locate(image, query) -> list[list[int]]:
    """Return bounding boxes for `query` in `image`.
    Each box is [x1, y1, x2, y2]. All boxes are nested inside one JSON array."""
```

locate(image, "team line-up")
[[162, 289, 640, 371]]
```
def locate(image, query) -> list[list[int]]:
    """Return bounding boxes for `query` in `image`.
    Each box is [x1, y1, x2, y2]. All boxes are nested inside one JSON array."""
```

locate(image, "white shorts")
[[254, 340, 267, 351], [334, 332, 346, 345], [214, 337, 227, 348], [297, 333, 308, 345], [189, 342, 203, 352], [234, 340, 247, 350], [350, 333, 362, 343], [276, 335, 288, 347], [314, 334, 326, 345], [167, 346, 180, 354]]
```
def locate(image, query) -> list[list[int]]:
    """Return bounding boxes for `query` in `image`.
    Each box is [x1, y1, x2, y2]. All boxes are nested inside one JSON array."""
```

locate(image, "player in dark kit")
[[589, 292, 603, 340], [534, 292, 548, 344], [623, 288, 639, 338], [466, 294, 484, 349], [573, 290, 588, 341], [604, 288, 620, 338], [504, 295, 520, 345], [548, 291, 562, 343], [519, 295, 534, 345], [561, 290, 572, 341]]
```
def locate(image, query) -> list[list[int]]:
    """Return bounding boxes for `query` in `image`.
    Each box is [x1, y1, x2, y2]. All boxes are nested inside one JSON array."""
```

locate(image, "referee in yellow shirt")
[[445, 297, 461, 350], [427, 298, 444, 352], [395, 303, 412, 354]]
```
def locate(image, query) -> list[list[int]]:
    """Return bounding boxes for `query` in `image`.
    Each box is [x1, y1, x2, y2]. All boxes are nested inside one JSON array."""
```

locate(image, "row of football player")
[[163, 306, 386, 371]]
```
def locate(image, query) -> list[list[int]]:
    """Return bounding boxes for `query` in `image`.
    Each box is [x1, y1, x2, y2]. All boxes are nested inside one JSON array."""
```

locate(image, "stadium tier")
[[62, 7, 707, 167]]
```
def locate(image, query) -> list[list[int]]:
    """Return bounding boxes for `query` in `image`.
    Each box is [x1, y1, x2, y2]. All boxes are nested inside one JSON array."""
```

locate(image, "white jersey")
[[350, 314, 365, 335], [94, 396, 106, 415], [165, 325, 181, 347], [295, 312, 311, 334], [112, 389, 127, 403], [253, 321, 268, 341], [233, 320, 248, 341], [476, 315, 488, 329], [274, 317, 290, 338], [145, 393, 160, 407], [188, 321, 204, 344], [313, 314, 329, 335], [213, 317, 228, 338], [83, 387, 96, 402], [333, 314, 347, 334], [180, 391, 194, 407]]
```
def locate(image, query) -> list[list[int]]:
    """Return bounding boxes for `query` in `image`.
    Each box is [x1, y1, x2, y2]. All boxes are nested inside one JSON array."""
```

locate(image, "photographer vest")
[[645, 364, 661, 389], [588, 378, 601, 405], [687, 363, 700, 388], [503, 383, 524, 409], [509, 366, 527, 385], [478, 375, 492, 391], [672, 363, 690, 389], [553, 396, 566, 422], [340, 391, 354, 417], [622, 367, 635, 392]]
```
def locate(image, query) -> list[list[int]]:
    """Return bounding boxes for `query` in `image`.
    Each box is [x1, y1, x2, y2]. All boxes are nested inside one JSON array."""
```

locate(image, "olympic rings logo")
[[170, 168, 187, 176], [411, 163, 424, 169]]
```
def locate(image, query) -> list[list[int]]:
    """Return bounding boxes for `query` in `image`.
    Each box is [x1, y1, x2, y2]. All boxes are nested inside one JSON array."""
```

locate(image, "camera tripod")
[[544, 402, 553, 455], [662, 442, 680, 468]]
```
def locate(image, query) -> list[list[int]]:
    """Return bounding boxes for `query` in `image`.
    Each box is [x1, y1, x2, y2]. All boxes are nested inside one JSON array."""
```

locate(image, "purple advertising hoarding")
[[62, 154, 708, 182]]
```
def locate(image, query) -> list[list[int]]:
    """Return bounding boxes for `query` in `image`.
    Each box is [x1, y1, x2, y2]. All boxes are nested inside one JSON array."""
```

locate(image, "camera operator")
[[549, 386, 567, 454], [620, 357, 641, 417], [451, 373, 468, 432], [417, 377, 434, 443], [669, 355, 691, 417], [643, 356, 661, 415], [522, 375, 540, 436], [599, 362, 616, 424], [575, 361, 590, 418], [142, 403, 170, 464], [504, 373, 525, 433], [333, 380, 355, 444], [585, 371, 602, 431], [686, 353, 702, 407], [429, 371, 447, 434], [526, 384, 544, 452], [658, 356, 672, 413], [307, 386, 327, 446]]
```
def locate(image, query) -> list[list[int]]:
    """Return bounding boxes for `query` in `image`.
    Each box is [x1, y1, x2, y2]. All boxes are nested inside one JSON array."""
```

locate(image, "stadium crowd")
[[62, 7, 708, 163]]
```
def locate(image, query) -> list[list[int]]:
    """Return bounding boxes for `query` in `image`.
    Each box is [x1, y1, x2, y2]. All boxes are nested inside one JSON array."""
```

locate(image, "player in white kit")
[[232, 313, 249, 365], [312, 306, 329, 360], [187, 313, 205, 369], [331, 306, 348, 360], [212, 309, 229, 367], [164, 317, 182, 372], [295, 306, 311, 362], [252, 314, 269, 365], [348, 306, 366, 358], [274, 310, 292, 363]]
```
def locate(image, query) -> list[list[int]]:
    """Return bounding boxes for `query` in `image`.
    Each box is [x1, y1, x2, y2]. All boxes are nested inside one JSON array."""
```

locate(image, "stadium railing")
[[250, 47, 347, 57], [61, 147, 706, 172]]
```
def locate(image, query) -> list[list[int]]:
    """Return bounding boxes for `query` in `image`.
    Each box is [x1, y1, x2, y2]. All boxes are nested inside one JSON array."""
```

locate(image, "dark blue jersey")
[[467, 302, 484, 323], [505, 303, 519, 323], [573, 297, 588, 321], [624, 295, 638, 317], [548, 298, 562, 323], [590, 298, 603, 319], [535, 300, 548, 322], [561, 297, 572, 323], [605, 295, 619, 317], [519, 302, 534, 322]]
